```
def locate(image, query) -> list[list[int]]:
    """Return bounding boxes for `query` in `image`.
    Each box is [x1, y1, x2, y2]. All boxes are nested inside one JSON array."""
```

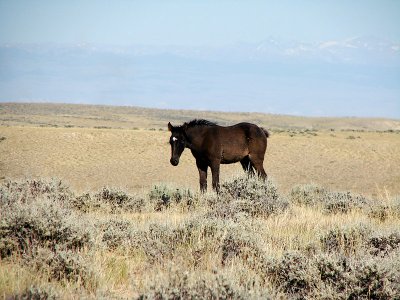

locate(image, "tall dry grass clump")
[[0, 176, 399, 299]]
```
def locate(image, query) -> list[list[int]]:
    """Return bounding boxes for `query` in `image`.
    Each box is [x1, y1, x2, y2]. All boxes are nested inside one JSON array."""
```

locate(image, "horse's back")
[[230, 122, 268, 140], [216, 122, 268, 159], [236, 122, 268, 153]]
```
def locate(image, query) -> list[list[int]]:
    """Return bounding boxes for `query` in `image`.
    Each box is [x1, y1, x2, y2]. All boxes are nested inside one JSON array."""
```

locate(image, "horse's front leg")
[[196, 159, 208, 192], [210, 161, 220, 192]]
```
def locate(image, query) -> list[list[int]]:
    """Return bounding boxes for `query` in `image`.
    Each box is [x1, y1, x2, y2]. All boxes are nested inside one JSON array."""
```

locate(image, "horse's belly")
[[221, 157, 241, 164], [220, 138, 248, 163], [221, 151, 247, 164]]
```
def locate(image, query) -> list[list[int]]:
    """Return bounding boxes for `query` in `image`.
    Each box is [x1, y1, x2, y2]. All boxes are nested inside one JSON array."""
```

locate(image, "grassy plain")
[[1, 102, 399, 196], [0, 103, 400, 299]]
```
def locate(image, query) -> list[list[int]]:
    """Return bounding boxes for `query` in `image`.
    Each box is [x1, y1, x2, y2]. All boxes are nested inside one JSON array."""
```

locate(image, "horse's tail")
[[261, 127, 270, 138]]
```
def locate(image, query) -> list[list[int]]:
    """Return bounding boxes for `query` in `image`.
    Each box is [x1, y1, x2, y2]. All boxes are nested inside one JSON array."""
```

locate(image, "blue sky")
[[0, 1, 399, 118], [1, 0, 399, 45]]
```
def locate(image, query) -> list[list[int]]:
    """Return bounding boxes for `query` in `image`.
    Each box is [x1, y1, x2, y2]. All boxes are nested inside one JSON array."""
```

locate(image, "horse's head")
[[168, 122, 187, 166]]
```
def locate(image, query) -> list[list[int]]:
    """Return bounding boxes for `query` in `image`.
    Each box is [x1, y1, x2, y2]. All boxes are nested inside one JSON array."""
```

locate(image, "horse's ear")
[[168, 122, 173, 131], [183, 123, 188, 131]]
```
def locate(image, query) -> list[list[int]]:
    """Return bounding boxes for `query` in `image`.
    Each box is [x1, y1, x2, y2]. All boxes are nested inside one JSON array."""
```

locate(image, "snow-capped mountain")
[[0, 36, 399, 118], [243, 36, 400, 64], [2, 36, 399, 65]]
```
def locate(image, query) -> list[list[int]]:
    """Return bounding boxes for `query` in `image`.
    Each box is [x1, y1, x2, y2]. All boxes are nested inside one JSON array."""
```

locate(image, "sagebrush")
[[1, 177, 399, 299]]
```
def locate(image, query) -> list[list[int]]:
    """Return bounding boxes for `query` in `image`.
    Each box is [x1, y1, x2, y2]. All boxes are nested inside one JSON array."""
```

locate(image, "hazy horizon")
[[1, 1, 399, 118]]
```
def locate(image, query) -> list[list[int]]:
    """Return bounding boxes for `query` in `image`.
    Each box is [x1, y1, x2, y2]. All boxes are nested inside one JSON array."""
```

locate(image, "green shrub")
[[148, 185, 194, 211], [209, 175, 288, 218], [125, 217, 244, 264], [290, 184, 328, 206], [349, 257, 400, 299], [94, 187, 145, 213], [185, 217, 230, 241], [368, 204, 391, 222], [220, 175, 279, 201], [289, 184, 372, 214], [29, 248, 97, 289], [265, 251, 400, 299], [320, 225, 371, 254], [99, 219, 136, 249], [368, 231, 400, 256], [0, 179, 73, 206], [392, 197, 400, 217], [316, 254, 351, 292], [137, 270, 268, 300], [266, 251, 319, 297], [97, 221, 188, 262], [368, 197, 400, 221], [68, 193, 101, 213], [221, 227, 267, 275], [0, 198, 93, 258], [0, 235, 19, 259], [323, 191, 370, 214], [97, 217, 228, 261], [135, 223, 190, 262], [317, 252, 400, 299], [98, 217, 205, 256], [10, 285, 58, 300]]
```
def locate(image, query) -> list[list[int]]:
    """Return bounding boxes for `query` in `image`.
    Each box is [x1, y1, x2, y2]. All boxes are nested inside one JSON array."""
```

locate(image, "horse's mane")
[[185, 119, 217, 128]]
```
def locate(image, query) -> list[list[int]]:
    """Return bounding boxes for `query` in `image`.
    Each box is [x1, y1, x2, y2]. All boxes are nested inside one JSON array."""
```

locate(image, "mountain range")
[[0, 36, 399, 118]]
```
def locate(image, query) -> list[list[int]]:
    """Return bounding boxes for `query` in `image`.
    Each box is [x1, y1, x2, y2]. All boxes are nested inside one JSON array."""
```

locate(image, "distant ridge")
[[1, 102, 399, 131]]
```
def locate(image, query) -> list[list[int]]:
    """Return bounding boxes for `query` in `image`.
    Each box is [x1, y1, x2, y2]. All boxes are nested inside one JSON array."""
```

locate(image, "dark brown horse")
[[168, 119, 269, 192]]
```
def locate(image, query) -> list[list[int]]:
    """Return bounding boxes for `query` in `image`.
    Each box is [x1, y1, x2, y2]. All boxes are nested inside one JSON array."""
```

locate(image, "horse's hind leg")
[[240, 156, 255, 176], [249, 155, 267, 180], [248, 131, 268, 180]]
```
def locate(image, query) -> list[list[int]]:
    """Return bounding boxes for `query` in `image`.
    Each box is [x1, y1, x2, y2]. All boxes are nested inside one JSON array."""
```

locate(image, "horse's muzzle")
[[170, 158, 179, 166]]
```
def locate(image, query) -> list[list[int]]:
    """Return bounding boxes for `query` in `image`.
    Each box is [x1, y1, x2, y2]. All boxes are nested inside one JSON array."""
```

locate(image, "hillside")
[[1, 102, 400, 131]]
